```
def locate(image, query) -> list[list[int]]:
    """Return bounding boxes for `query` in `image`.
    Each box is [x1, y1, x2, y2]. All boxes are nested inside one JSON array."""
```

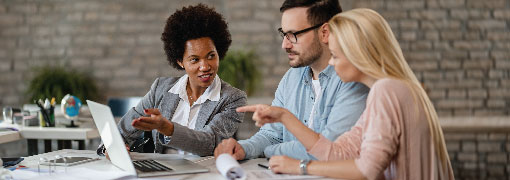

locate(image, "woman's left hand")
[[132, 109, 172, 135], [268, 156, 301, 175]]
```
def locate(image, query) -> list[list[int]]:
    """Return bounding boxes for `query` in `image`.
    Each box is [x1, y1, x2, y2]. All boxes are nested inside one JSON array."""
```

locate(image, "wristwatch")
[[299, 159, 311, 175]]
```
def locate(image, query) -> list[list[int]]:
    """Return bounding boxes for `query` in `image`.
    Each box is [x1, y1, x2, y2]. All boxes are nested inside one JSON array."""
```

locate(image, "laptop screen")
[[87, 100, 137, 175]]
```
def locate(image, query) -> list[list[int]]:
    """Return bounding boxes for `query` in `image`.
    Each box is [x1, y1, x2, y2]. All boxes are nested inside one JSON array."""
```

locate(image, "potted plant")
[[218, 50, 260, 96], [25, 66, 99, 104]]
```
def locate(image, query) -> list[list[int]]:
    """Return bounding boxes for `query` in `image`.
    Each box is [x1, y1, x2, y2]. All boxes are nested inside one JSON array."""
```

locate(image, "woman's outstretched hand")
[[236, 104, 293, 127], [132, 108, 174, 136]]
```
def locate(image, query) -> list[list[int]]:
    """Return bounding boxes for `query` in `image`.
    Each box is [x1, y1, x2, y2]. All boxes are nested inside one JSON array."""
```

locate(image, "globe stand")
[[66, 120, 78, 128]]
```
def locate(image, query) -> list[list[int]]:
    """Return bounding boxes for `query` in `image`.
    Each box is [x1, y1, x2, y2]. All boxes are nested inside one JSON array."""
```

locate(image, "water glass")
[[2, 107, 13, 124]]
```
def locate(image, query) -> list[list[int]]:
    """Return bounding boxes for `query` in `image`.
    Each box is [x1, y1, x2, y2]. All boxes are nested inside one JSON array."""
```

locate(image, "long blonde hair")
[[328, 8, 450, 169]]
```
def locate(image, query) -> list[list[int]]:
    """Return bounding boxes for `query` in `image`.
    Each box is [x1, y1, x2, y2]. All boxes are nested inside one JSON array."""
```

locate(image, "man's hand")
[[214, 138, 246, 160]]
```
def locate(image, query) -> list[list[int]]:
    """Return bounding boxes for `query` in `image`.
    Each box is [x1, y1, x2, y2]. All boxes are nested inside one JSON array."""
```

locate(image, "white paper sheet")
[[11, 167, 133, 180], [246, 170, 323, 180]]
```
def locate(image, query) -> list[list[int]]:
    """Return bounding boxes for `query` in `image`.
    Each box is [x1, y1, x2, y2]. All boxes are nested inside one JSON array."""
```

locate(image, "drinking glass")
[[2, 107, 13, 124]]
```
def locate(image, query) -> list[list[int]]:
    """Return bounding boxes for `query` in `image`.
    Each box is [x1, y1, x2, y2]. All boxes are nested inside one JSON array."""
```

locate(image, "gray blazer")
[[98, 77, 247, 156]]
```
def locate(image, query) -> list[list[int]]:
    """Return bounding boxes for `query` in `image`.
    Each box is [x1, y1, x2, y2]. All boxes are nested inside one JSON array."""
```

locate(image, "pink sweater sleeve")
[[353, 81, 402, 179], [308, 115, 364, 161], [309, 80, 403, 179]]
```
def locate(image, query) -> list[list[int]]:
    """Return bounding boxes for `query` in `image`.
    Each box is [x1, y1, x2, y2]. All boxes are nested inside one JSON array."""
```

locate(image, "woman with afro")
[[98, 4, 247, 157]]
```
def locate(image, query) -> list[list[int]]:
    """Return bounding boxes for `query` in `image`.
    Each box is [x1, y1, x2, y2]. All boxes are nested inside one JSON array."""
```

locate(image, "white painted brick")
[[387, 1, 424, 9], [440, 31, 462, 40], [410, 10, 447, 20], [69, 58, 91, 67], [380, 11, 408, 19], [468, 89, 487, 98], [468, 20, 507, 30], [114, 68, 140, 78], [422, 20, 461, 30], [438, 0, 465, 8], [494, 10, 510, 19], [437, 99, 483, 109], [407, 52, 441, 61], [453, 41, 491, 50], [1, 27, 29, 36], [440, 60, 461, 69], [466, 70, 484, 78], [353, 1, 384, 9], [448, 89, 466, 98], [458, 153, 478, 162], [467, 0, 506, 8], [462, 141, 476, 152], [463, 59, 493, 69], [11, 3, 37, 14], [489, 90, 510, 98], [487, 100, 506, 108], [0, 4, 5, 13], [491, 51, 510, 60], [478, 142, 502, 152], [0, 14, 23, 25]]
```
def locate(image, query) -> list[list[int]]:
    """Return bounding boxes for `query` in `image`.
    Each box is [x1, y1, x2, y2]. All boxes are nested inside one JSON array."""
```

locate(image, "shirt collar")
[[321, 65, 336, 79], [303, 65, 335, 82], [168, 74, 221, 104]]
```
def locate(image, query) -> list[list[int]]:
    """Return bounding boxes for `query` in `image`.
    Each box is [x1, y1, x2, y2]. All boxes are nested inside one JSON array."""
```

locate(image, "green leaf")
[[25, 66, 99, 104], [218, 50, 261, 96]]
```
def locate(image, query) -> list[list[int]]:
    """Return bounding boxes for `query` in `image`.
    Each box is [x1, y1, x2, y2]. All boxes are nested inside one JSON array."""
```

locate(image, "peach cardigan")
[[308, 79, 454, 180]]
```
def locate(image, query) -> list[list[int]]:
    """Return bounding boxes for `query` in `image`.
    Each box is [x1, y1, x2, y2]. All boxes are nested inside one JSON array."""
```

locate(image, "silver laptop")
[[87, 100, 209, 177]]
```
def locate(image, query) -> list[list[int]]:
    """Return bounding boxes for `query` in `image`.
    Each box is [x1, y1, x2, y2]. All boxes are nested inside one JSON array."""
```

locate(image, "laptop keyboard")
[[133, 160, 173, 172]]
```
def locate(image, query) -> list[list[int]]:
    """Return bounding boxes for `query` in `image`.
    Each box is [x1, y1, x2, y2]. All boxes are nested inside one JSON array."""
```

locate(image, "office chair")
[[106, 97, 142, 117]]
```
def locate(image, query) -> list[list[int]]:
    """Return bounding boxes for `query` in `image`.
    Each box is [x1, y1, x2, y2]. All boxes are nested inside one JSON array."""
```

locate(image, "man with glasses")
[[214, 0, 369, 161]]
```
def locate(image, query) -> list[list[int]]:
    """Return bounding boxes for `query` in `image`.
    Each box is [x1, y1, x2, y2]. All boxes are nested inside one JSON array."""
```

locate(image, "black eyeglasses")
[[278, 23, 323, 44]]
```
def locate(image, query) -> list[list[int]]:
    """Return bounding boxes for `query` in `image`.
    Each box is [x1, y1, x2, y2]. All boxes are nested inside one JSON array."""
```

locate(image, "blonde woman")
[[237, 8, 454, 180]]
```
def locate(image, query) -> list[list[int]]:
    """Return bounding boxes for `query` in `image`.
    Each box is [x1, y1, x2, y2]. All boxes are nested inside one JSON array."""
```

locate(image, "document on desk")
[[11, 167, 133, 180], [246, 170, 323, 179]]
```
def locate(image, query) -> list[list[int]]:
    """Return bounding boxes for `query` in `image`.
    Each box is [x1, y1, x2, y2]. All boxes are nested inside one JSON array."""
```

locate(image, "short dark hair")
[[280, 0, 342, 26], [161, 4, 232, 70]]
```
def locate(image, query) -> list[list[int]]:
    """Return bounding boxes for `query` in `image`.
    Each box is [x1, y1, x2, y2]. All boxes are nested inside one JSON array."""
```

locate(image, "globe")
[[61, 94, 82, 120]]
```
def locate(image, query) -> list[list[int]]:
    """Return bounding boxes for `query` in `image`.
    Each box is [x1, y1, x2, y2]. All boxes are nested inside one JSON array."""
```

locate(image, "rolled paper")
[[216, 154, 246, 180]]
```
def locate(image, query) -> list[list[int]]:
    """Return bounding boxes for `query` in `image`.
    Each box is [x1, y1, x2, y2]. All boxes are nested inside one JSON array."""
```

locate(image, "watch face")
[[299, 160, 310, 175]]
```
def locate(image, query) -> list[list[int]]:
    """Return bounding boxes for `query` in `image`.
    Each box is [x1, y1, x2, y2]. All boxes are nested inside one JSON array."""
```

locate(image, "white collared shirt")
[[164, 74, 221, 155], [168, 74, 221, 130]]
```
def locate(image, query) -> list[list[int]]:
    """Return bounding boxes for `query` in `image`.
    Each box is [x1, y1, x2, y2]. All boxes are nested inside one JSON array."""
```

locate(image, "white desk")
[[0, 131, 21, 144], [15, 150, 330, 180], [0, 121, 99, 155], [18, 125, 99, 140]]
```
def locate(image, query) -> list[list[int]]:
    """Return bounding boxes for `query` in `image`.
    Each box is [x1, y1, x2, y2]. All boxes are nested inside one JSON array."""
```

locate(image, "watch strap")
[[300, 159, 310, 175]]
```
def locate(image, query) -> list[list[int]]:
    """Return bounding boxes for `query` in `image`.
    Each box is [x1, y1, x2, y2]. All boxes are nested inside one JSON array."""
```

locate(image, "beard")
[[287, 33, 323, 68]]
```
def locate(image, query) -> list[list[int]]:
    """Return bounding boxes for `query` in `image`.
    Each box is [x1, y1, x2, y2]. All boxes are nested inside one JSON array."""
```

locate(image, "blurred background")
[[0, 0, 509, 179]]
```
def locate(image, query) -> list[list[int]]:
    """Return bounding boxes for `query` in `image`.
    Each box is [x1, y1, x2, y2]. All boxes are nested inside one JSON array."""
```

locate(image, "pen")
[[35, 100, 51, 126], [257, 163, 270, 169], [49, 97, 55, 126]]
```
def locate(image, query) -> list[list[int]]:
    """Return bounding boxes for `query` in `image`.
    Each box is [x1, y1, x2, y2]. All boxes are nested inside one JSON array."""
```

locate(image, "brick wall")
[[0, 0, 509, 116], [0, 1, 509, 178], [345, 0, 510, 116], [445, 132, 510, 179]]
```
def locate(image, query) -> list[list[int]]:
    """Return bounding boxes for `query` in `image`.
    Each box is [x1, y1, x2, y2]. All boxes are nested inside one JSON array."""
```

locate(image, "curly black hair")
[[161, 4, 232, 70]]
